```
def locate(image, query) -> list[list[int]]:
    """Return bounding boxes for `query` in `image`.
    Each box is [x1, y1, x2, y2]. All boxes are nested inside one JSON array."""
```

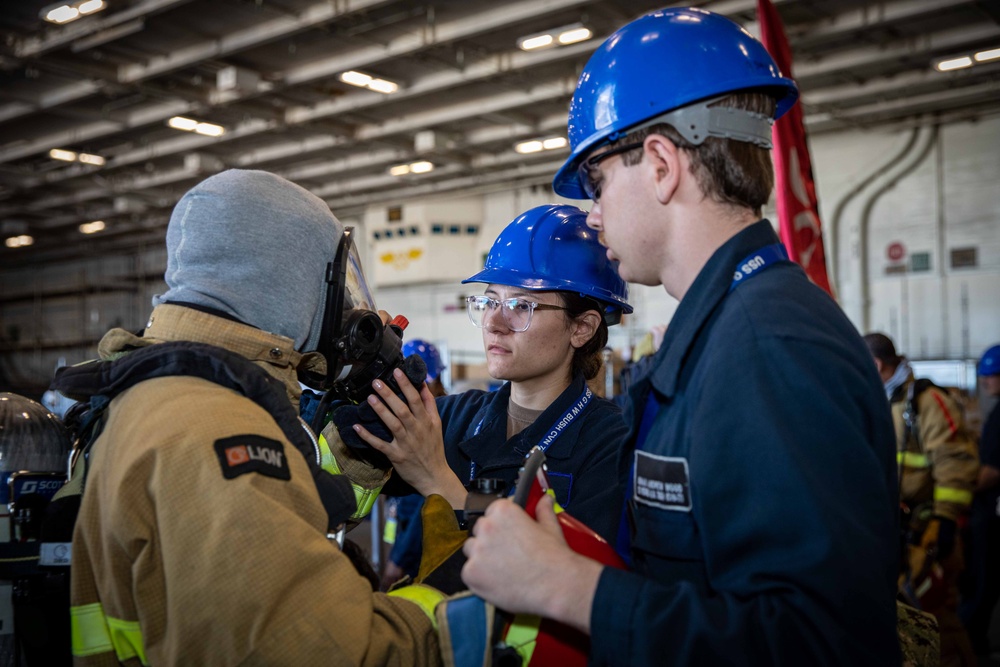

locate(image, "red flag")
[[757, 0, 834, 296]]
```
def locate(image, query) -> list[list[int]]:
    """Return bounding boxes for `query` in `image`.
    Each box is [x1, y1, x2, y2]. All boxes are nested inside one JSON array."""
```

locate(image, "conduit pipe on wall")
[[828, 126, 920, 296], [859, 124, 940, 332]]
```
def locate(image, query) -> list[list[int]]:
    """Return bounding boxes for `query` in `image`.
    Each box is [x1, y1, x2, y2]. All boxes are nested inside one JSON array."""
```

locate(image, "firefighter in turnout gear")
[[50, 170, 443, 666], [864, 332, 979, 667]]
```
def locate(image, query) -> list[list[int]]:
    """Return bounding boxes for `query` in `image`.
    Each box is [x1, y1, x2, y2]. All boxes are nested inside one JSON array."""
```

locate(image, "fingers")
[[365, 391, 403, 432], [534, 494, 565, 539], [391, 367, 423, 405], [419, 383, 440, 416], [353, 424, 391, 453]]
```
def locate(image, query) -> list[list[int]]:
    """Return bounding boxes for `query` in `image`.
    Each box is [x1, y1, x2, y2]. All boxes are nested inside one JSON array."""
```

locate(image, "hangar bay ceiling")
[[0, 0, 998, 269]]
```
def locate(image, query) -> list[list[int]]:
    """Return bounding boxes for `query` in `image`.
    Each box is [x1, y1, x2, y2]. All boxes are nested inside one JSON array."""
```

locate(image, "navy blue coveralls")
[[590, 220, 901, 666], [960, 400, 1000, 654], [436, 371, 627, 541], [388, 370, 628, 550]]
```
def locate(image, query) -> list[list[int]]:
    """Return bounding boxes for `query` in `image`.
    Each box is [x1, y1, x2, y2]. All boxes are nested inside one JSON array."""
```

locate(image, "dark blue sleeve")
[[388, 496, 426, 575], [590, 333, 900, 666], [981, 404, 1000, 469], [556, 404, 628, 543]]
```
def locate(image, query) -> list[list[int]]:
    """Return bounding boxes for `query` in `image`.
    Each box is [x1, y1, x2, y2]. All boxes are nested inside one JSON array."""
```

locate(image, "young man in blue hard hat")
[[461, 8, 901, 665], [961, 344, 1000, 660]]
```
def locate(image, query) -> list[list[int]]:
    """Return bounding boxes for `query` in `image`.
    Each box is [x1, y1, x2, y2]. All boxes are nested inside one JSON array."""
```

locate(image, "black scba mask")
[[308, 228, 427, 405]]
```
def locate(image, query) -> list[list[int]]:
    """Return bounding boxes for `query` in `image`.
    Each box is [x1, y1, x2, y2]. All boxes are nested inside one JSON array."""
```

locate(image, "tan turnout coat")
[[71, 305, 440, 666]]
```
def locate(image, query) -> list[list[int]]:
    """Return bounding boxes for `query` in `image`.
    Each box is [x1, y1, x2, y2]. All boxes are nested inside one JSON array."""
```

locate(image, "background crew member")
[[460, 9, 901, 665], [356, 204, 632, 543], [961, 344, 1000, 660], [53, 170, 442, 666], [865, 332, 979, 667]]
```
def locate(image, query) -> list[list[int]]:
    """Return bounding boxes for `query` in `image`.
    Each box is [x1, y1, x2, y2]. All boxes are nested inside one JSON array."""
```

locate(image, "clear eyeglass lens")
[[578, 162, 599, 201], [466, 296, 534, 332]]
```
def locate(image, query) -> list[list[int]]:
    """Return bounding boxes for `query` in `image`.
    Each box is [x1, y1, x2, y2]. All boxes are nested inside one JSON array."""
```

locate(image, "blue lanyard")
[[468, 385, 593, 482], [631, 243, 788, 460], [728, 243, 788, 293]]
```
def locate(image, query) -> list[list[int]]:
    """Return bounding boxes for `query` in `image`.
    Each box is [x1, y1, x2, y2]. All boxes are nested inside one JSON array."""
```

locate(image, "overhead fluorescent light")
[[935, 56, 973, 72], [519, 23, 592, 51], [340, 70, 399, 94], [77, 0, 105, 15], [516, 136, 568, 154], [78, 152, 105, 165], [974, 47, 1000, 63], [43, 5, 80, 23], [557, 26, 592, 45], [168, 117, 225, 136], [79, 220, 106, 234], [409, 161, 434, 174], [366, 78, 398, 94], [194, 122, 225, 137], [42, 0, 106, 24], [5, 235, 34, 248], [515, 140, 544, 154], [168, 116, 199, 131], [341, 71, 373, 87], [519, 34, 554, 51], [49, 148, 78, 162], [389, 161, 434, 176]]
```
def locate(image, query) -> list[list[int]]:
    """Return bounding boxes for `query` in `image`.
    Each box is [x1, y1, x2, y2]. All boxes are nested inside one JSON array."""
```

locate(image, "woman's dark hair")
[[558, 291, 609, 380]]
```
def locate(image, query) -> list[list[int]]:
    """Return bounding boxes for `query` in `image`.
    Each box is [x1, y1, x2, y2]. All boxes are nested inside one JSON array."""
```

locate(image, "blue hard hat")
[[552, 7, 800, 199], [402, 339, 444, 381], [979, 344, 1000, 376], [463, 204, 632, 324]]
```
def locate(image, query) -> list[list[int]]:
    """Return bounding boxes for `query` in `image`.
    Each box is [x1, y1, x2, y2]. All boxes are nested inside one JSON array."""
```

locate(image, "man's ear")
[[644, 134, 683, 205], [570, 310, 602, 350]]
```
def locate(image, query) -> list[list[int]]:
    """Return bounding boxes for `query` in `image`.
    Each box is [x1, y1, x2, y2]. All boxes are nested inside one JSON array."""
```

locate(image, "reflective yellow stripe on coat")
[[897, 452, 930, 468], [318, 433, 381, 518], [71, 603, 148, 665], [934, 486, 973, 506]]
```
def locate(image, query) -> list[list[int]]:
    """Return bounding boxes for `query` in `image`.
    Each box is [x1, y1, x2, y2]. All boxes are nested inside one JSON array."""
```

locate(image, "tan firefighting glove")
[[415, 494, 469, 591]]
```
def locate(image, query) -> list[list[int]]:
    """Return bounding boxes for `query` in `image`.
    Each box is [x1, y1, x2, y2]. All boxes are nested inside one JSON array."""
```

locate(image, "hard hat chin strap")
[[617, 95, 775, 149]]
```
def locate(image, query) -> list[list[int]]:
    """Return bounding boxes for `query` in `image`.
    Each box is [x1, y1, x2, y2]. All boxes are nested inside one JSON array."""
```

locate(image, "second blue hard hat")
[[979, 345, 1000, 377], [402, 339, 445, 381], [463, 204, 632, 324]]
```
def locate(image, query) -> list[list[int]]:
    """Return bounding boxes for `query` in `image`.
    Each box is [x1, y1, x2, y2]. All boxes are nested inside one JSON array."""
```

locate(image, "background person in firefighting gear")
[[458, 8, 901, 666], [52, 170, 442, 666], [865, 331, 979, 666], [960, 344, 1000, 660], [355, 204, 632, 548]]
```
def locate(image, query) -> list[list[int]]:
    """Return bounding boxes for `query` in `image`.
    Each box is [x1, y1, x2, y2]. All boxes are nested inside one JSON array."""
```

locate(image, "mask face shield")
[[309, 228, 416, 404]]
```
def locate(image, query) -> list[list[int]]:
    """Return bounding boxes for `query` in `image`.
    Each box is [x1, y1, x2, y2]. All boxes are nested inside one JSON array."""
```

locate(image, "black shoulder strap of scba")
[[901, 378, 941, 451], [48, 340, 357, 537]]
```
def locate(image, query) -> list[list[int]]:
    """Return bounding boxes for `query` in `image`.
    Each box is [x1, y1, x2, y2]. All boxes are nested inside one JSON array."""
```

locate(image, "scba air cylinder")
[[0, 393, 71, 666]]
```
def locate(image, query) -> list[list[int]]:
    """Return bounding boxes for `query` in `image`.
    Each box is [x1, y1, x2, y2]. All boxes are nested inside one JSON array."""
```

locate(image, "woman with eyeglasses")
[[355, 204, 632, 543]]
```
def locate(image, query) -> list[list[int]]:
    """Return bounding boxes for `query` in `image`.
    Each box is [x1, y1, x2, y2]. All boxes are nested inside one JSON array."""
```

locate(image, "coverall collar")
[[648, 219, 783, 399], [458, 370, 594, 469], [98, 304, 325, 408]]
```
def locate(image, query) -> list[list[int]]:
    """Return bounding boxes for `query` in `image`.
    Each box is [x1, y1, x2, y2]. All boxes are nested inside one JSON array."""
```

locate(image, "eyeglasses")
[[466, 295, 568, 332], [577, 141, 645, 201]]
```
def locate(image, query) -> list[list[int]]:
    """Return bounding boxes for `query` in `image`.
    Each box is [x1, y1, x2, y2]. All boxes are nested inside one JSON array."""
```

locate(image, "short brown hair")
[[863, 332, 901, 368], [610, 92, 777, 216]]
